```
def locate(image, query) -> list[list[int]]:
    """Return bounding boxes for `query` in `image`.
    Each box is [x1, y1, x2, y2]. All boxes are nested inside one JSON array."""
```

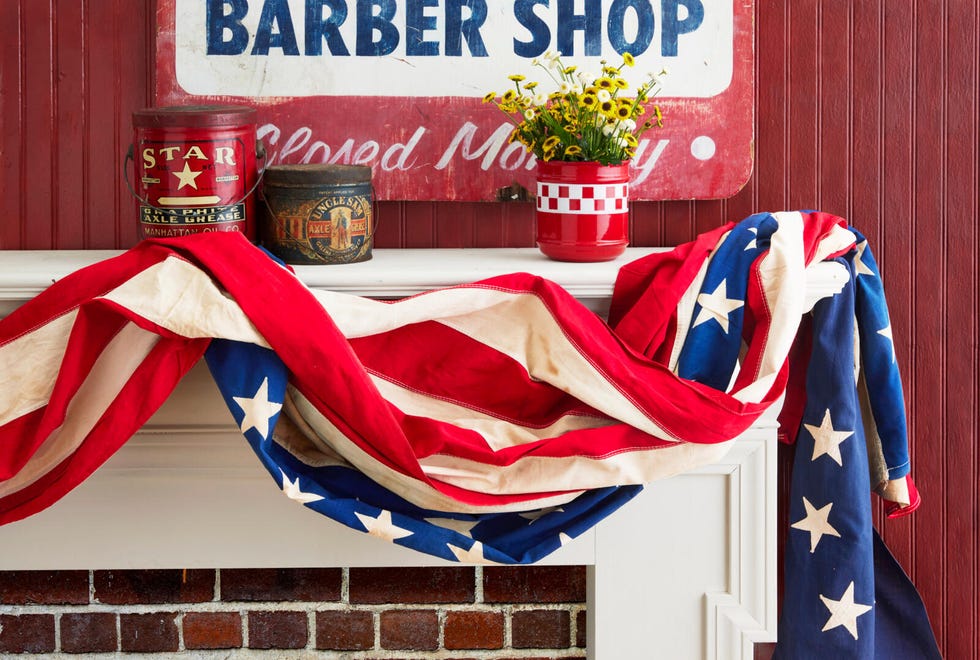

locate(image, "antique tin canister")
[[131, 105, 261, 240], [260, 164, 374, 265]]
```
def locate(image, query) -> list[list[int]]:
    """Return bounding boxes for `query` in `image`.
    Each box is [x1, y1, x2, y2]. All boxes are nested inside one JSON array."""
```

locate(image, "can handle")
[[123, 142, 267, 212], [261, 185, 380, 265]]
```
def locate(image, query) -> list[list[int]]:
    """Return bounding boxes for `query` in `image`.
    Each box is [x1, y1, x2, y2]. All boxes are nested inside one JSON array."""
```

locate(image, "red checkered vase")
[[535, 160, 630, 262]]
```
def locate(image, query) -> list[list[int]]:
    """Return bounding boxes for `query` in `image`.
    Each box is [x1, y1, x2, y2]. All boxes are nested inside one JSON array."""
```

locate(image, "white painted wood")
[[587, 418, 777, 660], [0, 248, 847, 658]]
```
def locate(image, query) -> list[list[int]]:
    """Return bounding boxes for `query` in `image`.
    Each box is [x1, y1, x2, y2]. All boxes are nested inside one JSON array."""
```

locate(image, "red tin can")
[[130, 105, 261, 241], [535, 160, 630, 262]]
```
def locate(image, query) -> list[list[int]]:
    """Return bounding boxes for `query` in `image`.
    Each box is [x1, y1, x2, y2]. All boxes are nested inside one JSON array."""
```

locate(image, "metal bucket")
[[129, 105, 262, 241], [260, 164, 374, 265]]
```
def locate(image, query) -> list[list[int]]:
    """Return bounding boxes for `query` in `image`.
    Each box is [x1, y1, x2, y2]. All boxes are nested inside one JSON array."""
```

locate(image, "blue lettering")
[[356, 0, 399, 56], [252, 0, 300, 55], [407, 0, 439, 56], [513, 0, 550, 58], [306, 0, 349, 56], [206, 0, 249, 55], [607, 0, 654, 56], [661, 0, 703, 56], [557, 0, 601, 56], [445, 0, 488, 56]]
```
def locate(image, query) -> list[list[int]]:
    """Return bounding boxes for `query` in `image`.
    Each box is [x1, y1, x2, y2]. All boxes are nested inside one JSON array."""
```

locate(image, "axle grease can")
[[131, 105, 261, 240], [260, 164, 374, 265]]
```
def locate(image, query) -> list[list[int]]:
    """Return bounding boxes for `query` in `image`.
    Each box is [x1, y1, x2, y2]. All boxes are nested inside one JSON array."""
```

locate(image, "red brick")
[[0, 614, 55, 654], [60, 612, 117, 653], [483, 566, 586, 603], [221, 568, 341, 602], [576, 608, 587, 647], [247, 610, 308, 649], [511, 609, 571, 649], [183, 611, 242, 650], [349, 566, 475, 604], [444, 610, 504, 650], [379, 609, 439, 650], [93, 569, 213, 604], [315, 610, 374, 650], [120, 612, 179, 653], [0, 570, 89, 605]]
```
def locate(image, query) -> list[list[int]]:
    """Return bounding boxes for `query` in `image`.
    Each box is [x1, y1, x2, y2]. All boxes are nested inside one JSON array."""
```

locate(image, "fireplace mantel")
[[0, 248, 849, 659]]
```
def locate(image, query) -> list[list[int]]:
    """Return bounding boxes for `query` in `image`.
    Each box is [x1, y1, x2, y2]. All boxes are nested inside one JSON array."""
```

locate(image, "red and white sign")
[[154, 0, 754, 200]]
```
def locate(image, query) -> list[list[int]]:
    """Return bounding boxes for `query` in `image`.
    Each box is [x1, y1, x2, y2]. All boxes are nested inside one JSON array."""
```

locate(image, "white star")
[[693, 279, 744, 333], [558, 532, 574, 546], [447, 541, 499, 565], [280, 470, 324, 504], [355, 509, 413, 543], [790, 497, 841, 552], [172, 162, 202, 189], [877, 323, 896, 362], [820, 581, 873, 640], [232, 377, 283, 439], [805, 409, 854, 466], [424, 517, 479, 538], [854, 241, 875, 277], [744, 226, 758, 251]]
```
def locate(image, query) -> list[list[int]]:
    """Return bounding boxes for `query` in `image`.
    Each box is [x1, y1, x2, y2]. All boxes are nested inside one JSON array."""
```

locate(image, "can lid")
[[133, 105, 257, 128], [264, 164, 373, 186]]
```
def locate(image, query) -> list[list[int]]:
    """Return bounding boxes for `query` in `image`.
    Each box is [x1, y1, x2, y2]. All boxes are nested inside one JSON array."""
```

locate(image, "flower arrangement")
[[484, 51, 665, 165]]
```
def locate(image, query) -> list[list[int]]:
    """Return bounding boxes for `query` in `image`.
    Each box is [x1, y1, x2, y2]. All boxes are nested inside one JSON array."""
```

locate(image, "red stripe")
[[145, 233, 431, 483], [0, 334, 207, 525], [351, 321, 604, 428], [0, 409, 47, 480]]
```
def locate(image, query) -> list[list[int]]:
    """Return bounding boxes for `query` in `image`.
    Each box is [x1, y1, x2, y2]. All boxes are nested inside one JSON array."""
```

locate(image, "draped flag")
[[0, 211, 937, 652]]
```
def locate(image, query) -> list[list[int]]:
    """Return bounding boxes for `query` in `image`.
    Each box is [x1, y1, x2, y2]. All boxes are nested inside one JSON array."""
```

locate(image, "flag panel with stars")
[[0, 212, 937, 653]]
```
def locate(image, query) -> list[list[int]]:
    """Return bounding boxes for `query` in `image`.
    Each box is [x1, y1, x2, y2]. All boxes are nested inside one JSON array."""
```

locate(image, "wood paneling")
[[1, 1, 977, 655]]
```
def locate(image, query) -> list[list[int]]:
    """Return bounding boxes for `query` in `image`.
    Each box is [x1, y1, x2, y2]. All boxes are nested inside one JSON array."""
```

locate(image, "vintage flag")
[[0, 211, 936, 651]]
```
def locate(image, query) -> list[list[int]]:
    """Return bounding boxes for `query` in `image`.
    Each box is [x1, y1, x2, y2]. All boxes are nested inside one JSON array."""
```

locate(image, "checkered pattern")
[[536, 181, 629, 214]]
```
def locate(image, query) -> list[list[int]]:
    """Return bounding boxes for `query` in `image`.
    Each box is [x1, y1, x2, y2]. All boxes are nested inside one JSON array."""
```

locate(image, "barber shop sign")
[[154, 0, 754, 200]]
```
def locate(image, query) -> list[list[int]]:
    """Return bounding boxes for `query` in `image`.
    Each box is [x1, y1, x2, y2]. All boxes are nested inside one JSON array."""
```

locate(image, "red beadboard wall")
[[1, 1, 978, 657]]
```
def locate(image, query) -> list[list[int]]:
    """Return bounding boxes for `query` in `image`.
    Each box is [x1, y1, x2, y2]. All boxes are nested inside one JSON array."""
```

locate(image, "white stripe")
[[0, 322, 159, 497], [284, 388, 587, 514], [287, 379, 730, 505], [370, 374, 616, 452], [419, 439, 733, 495], [101, 257, 268, 346], [0, 311, 76, 426], [731, 211, 806, 403]]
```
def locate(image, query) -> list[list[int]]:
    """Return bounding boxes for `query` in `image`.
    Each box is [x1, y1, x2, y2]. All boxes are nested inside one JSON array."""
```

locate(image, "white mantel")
[[0, 248, 848, 659]]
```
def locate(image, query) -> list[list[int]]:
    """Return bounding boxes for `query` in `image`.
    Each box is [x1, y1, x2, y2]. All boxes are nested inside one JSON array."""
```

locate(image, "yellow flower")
[[486, 53, 665, 165]]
